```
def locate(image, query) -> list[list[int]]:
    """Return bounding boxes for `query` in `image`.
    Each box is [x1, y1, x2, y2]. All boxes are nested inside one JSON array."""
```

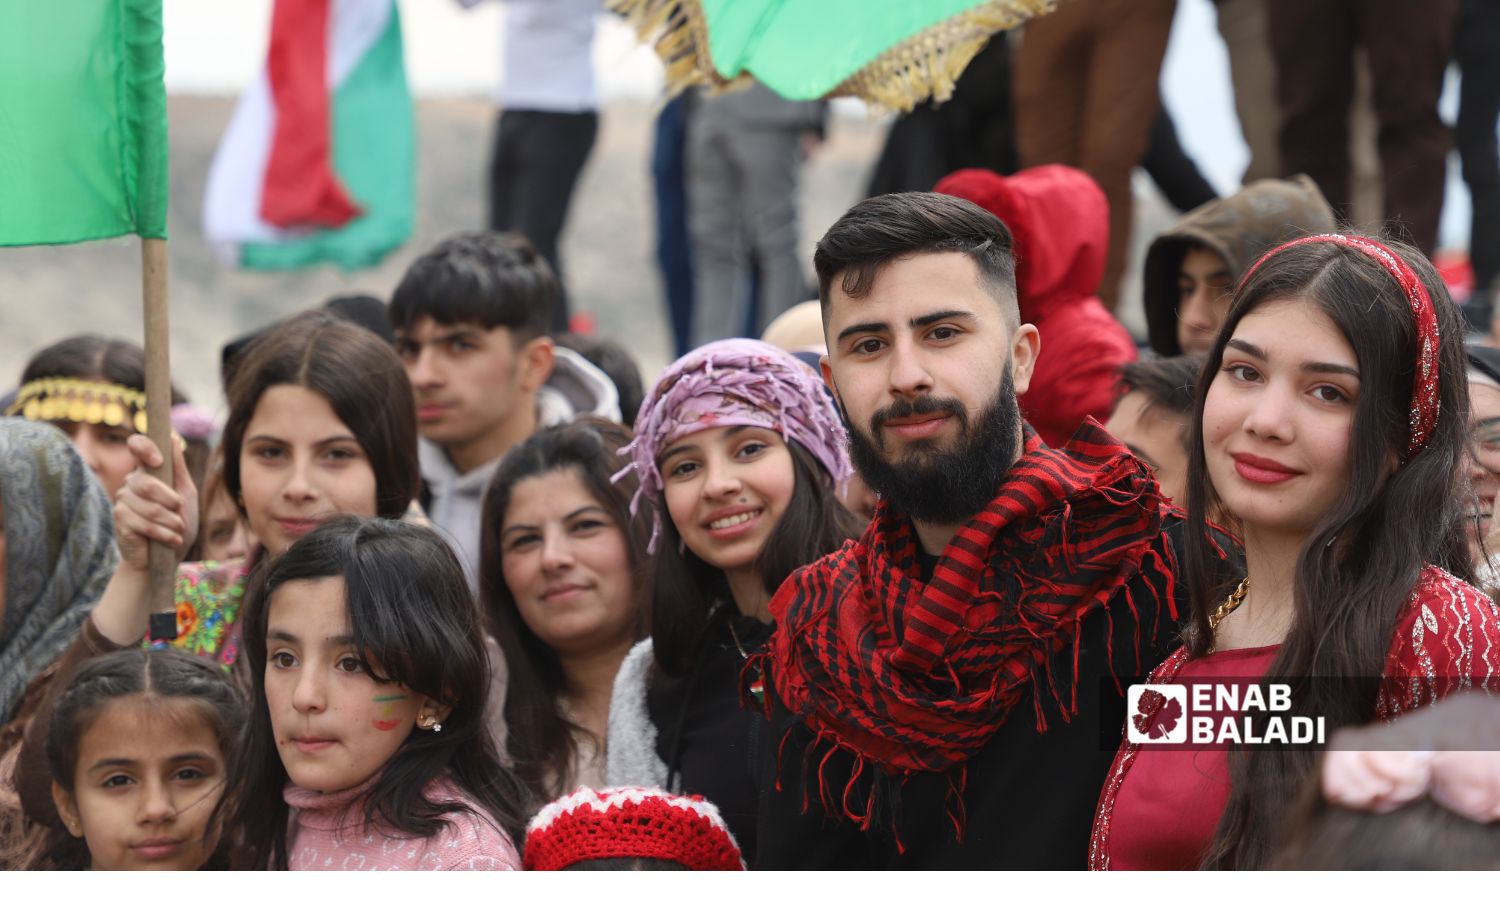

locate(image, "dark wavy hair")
[[478, 418, 649, 803], [650, 438, 862, 677], [22, 334, 186, 406], [41, 649, 243, 870], [222, 311, 419, 521], [226, 516, 530, 868], [1180, 236, 1473, 869]]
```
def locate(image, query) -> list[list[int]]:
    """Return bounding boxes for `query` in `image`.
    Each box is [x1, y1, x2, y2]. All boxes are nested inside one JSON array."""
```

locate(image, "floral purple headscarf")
[[620, 339, 852, 550]]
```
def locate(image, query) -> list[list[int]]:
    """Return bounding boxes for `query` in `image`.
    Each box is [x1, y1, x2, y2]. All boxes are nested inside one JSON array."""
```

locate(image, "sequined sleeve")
[[1377, 566, 1500, 718]]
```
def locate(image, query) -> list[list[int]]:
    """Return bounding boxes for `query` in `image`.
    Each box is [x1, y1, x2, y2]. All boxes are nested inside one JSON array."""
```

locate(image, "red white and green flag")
[[0, 0, 168, 246], [203, 0, 414, 271]]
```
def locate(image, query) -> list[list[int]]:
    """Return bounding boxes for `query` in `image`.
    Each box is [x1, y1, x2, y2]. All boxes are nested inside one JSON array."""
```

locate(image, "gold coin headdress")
[[6, 377, 150, 433]]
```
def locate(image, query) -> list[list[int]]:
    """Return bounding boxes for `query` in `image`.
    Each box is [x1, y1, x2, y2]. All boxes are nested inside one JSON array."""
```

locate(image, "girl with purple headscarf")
[[605, 339, 861, 865]]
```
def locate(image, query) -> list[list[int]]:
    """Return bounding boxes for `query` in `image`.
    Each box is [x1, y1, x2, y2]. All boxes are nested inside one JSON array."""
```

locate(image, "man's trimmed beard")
[[842, 364, 1022, 525]]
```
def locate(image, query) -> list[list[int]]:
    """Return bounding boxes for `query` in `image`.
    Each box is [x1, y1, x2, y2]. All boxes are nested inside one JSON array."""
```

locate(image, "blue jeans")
[[653, 96, 695, 357]]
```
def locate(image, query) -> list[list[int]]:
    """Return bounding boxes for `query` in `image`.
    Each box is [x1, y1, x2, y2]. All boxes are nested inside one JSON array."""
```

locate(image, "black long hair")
[[1180, 236, 1473, 869], [478, 418, 649, 802], [225, 516, 530, 868], [649, 438, 862, 677], [41, 649, 243, 870]]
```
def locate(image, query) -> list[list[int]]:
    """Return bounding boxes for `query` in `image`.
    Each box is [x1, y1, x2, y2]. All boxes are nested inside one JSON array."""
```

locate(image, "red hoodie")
[[936, 165, 1138, 447]]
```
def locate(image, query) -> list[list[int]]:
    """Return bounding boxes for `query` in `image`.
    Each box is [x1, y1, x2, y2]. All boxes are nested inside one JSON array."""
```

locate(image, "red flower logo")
[[1132, 687, 1183, 740]]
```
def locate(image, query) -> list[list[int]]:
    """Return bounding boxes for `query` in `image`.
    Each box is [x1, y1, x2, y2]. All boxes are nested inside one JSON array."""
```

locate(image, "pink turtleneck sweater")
[[283, 775, 520, 871]]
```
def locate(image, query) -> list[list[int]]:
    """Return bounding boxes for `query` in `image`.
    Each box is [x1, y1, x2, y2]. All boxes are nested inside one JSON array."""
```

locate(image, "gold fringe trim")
[[608, 0, 746, 98], [834, 0, 1056, 112], [607, 0, 1056, 111]]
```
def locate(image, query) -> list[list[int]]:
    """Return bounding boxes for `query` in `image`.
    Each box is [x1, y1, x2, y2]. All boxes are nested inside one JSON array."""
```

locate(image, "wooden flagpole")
[[141, 236, 178, 639]]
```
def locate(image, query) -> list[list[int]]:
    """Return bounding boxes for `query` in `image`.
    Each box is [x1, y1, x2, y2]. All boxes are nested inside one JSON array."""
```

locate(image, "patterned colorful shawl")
[[0, 420, 118, 722]]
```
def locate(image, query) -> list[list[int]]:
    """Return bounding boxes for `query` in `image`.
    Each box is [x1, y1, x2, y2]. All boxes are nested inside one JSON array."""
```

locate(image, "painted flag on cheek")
[[0, 0, 168, 246], [202, 0, 414, 271]]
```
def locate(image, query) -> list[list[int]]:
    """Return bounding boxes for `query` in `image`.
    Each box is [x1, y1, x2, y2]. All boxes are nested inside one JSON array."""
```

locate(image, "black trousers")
[[488, 108, 598, 331], [1270, 0, 1458, 253], [1457, 0, 1500, 293]]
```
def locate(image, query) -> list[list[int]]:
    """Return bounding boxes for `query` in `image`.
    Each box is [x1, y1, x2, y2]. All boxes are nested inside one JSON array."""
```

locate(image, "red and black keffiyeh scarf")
[[763, 421, 1178, 837]]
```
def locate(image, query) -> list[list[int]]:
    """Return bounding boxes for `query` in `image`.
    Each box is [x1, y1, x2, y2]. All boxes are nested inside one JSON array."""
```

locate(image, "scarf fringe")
[[784, 722, 972, 853], [763, 538, 1178, 849], [764, 424, 1184, 842]]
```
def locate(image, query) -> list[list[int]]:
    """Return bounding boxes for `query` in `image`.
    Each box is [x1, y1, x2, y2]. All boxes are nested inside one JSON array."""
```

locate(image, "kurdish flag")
[[0, 0, 168, 246], [203, 0, 413, 271]]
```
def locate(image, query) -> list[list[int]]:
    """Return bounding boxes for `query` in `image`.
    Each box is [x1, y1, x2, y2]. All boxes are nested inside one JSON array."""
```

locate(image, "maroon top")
[[1090, 565, 1500, 870], [1103, 644, 1276, 870]]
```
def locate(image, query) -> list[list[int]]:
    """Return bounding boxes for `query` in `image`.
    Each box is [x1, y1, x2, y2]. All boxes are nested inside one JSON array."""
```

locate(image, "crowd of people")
[[4, 0, 1500, 875]]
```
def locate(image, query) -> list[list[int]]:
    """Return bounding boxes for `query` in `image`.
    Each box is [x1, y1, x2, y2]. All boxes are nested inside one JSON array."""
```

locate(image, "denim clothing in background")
[[686, 83, 823, 346], [653, 95, 696, 357]]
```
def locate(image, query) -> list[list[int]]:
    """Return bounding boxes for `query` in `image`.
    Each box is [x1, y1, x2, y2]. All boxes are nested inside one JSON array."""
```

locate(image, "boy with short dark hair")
[[390, 231, 619, 590]]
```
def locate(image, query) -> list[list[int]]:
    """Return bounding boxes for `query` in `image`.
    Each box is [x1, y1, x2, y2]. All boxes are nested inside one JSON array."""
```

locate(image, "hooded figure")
[[1141, 175, 1336, 357], [936, 165, 1138, 447]]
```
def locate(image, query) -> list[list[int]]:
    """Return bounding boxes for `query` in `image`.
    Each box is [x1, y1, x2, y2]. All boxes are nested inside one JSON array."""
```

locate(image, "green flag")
[[611, 0, 1054, 111], [0, 0, 168, 246]]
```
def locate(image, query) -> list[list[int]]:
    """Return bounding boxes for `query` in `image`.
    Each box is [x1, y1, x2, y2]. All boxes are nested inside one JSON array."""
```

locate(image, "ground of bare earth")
[[1, 95, 1168, 418]]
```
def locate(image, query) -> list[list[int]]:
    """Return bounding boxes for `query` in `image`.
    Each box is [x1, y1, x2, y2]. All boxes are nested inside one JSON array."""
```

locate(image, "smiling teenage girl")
[[90, 311, 419, 667], [226, 517, 526, 869], [1090, 234, 1500, 870], [605, 339, 860, 864]]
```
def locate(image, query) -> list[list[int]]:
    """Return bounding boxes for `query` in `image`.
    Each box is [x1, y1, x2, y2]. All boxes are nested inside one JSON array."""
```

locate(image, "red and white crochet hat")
[[523, 786, 745, 871]]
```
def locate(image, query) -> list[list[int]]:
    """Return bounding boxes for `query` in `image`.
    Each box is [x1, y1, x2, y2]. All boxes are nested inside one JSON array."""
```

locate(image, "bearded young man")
[[753, 193, 1196, 869]]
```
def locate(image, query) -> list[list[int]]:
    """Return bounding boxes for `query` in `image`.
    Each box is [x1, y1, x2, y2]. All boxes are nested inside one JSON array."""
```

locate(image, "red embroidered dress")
[[1089, 565, 1500, 870]]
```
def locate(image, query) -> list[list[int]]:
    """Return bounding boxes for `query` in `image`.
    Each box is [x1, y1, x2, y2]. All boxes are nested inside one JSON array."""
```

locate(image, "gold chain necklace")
[[728, 617, 752, 660], [1207, 577, 1249, 648]]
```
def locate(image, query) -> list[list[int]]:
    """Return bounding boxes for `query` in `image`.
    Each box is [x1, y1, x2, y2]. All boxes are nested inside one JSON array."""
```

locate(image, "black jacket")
[[648, 614, 773, 865], [753, 518, 1193, 869]]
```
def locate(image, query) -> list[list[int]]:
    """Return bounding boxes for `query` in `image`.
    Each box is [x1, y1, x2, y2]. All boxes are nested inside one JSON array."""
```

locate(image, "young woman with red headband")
[[1089, 234, 1500, 870]]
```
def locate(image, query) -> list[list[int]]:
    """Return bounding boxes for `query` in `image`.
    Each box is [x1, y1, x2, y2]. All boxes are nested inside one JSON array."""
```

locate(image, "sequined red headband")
[[1238, 233, 1441, 462]]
